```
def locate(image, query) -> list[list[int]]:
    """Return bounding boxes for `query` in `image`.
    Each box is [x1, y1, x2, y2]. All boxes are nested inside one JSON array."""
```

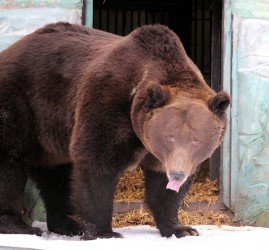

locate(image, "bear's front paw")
[[81, 231, 123, 240], [47, 215, 83, 236], [173, 226, 199, 238], [160, 225, 199, 238]]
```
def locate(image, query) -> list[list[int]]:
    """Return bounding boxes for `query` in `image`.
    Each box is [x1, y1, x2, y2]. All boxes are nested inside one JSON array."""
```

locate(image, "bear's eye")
[[167, 136, 175, 142], [192, 139, 201, 146]]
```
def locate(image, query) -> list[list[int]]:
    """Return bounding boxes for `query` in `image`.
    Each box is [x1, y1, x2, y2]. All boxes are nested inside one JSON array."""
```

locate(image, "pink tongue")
[[166, 180, 181, 192]]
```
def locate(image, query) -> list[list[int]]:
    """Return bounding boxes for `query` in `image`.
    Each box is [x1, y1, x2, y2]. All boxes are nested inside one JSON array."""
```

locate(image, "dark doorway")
[[91, 0, 222, 180]]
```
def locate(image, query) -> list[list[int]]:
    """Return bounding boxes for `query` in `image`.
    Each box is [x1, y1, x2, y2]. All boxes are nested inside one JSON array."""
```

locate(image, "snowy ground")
[[0, 222, 269, 250]]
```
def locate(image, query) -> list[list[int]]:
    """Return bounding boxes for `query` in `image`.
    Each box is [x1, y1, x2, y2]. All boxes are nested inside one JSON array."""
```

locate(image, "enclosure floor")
[[113, 168, 237, 228]]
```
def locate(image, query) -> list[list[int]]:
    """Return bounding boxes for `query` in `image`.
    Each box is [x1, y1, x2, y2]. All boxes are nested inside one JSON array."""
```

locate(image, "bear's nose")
[[169, 171, 185, 182]]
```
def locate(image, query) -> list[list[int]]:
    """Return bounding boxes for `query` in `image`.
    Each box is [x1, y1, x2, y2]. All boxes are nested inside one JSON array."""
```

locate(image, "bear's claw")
[[160, 225, 199, 238], [173, 226, 199, 238]]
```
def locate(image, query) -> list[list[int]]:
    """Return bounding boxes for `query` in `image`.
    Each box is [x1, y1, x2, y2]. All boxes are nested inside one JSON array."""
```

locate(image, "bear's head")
[[131, 82, 230, 192]]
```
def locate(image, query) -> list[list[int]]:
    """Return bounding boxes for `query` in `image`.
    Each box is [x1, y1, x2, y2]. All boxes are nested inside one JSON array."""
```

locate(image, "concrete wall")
[[0, 0, 82, 51], [223, 0, 269, 226]]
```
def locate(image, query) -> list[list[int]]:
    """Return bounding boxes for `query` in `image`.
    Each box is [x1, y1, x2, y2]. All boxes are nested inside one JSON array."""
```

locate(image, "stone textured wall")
[[235, 19, 269, 225], [223, 0, 269, 226], [0, 1, 82, 51]]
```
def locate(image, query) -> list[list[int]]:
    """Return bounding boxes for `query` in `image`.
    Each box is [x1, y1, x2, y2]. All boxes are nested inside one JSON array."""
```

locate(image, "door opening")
[[90, 0, 222, 180]]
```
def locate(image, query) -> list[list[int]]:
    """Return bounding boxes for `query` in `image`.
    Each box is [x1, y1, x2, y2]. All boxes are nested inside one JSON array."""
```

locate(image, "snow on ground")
[[0, 222, 269, 250]]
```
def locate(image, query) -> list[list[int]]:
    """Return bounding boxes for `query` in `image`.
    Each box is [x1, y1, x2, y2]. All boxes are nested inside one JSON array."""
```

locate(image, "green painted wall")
[[85, 0, 93, 27], [235, 19, 269, 225], [0, 0, 83, 51], [0, 0, 82, 9], [223, 0, 269, 227], [233, 0, 269, 20]]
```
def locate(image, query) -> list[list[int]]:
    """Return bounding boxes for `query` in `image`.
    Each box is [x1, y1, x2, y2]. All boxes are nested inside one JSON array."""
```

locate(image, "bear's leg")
[[0, 158, 42, 235], [32, 164, 82, 236], [71, 166, 122, 240], [142, 155, 198, 238]]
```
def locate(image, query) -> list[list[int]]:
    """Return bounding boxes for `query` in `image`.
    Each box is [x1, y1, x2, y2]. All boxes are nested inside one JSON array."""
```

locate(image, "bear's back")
[[0, 22, 121, 72], [0, 23, 125, 163]]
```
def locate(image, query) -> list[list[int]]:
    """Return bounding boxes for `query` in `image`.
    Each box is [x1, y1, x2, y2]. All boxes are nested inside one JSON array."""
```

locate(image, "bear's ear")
[[145, 82, 170, 109], [208, 91, 231, 116]]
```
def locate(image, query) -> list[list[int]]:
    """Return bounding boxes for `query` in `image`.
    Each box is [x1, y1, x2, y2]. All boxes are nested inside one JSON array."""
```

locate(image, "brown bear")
[[0, 22, 230, 239]]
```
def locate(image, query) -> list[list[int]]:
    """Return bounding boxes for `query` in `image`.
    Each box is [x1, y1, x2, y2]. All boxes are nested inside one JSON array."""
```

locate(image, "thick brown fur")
[[0, 22, 230, 239]]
